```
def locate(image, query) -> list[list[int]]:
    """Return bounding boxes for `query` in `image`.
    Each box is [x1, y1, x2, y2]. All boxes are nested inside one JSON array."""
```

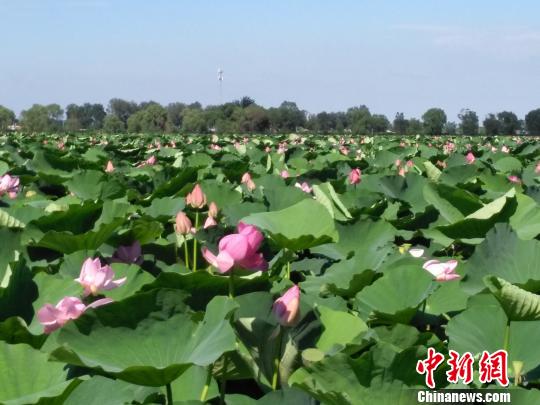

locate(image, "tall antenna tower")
[[217, 68, 224, 104]]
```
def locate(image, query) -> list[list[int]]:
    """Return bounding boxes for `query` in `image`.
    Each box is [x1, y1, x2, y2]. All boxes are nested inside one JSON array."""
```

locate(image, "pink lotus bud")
[[508, 175, 521, 184], [395, 159, 401, 167], [348, 168, 361, 185], [398, 167, 406, 177], [422, 259, 459, 282], [241, 172, 252, 184], [272, 285, 301, 326], [146, 155, 157, 165], [465, 152, 475, 164], [295, 182, 312, 194], [280, 170, 289, 179], [204, 215, 217, 229], [208, 202, 219, 218], [265, 146, 271, 153], [536, 162, 540, 174], [241, 173, 256, 191], [202, 221, 267, 273], [186, 184, 207, 209], [75, 258, 127, 296], [175, 211, 193, 234], [0, 174, 20, 199], [38, 296, 113, 334], [406, 160, 414, 168], [501, 145, 510, 153], [436, 160, 447, 169], [105, 160, 115, 173]]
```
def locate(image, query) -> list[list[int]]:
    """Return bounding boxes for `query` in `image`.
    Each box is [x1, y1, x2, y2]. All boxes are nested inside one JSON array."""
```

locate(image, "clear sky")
[[1, 0, 539, 122]]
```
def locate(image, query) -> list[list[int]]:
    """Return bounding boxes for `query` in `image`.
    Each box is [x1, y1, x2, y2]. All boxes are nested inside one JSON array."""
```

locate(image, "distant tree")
[[393, 112, 408, 135], [422, 108, 447, 135], [268, 101, 306, 132], [65, 117, 82, 132], [108, 99, 139, 126], [166, 103, 186, 132], [443, 121, 458, 135], [0, 106, 15, 131], [346, 105, 371, 134], [102, 115, 125, 133], [20, 104, 63, 132], [239, 96, 255, 109], [182, 108, 207, 133], [240, 105, 270, 132], [407, 118, 423, 135], [66, 103, 106, 130], [483, 114, 501, 136], [497, 111, 520, 135], [458, 109, 479, 135], [525, 108, 540, 135], [367, 114, 390, 133]]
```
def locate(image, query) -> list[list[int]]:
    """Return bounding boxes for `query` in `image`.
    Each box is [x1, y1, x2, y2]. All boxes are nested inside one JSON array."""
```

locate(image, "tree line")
[[1, 97, 540, 135]]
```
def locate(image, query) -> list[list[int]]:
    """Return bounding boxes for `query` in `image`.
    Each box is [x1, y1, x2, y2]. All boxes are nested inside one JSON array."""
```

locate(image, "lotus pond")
[[1, 133, 540, 404]]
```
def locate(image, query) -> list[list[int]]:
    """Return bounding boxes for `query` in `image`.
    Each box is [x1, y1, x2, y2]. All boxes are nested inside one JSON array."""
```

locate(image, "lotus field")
[[2, 132, 540, 404]]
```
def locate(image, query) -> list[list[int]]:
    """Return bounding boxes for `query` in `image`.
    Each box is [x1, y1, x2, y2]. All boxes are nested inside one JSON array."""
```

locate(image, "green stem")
[[503, 320, 511, 352], [192, 211, 199, 272], [166, 383, 173, 405], [272, 327, 283, 391], [220, 355, 229, 405], [286, 262, 290, 279], [228, 269, 235, 299], [184, 241, 190, 270], [200, 365, 212, 402]]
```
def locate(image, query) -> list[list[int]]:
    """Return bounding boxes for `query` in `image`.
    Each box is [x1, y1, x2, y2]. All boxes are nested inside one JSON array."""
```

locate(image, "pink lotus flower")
[[38, 296, 112, 334], [186, 184, 207, 208], [208, 202, 219, 218], [203, 215, 217, 229], [112, 241, 143, 265], [175, 211, 193, 234], [508, 175, 522, 184], [535, 162, 540, 174], [105, 160, 115, 173], [146, 155, 156, 165], [406, 160, 414, 168], [0, 174, 20, 199], [491, 146, 498, 153], [465, 152, 475, 164], [395, 159, 401, 167], [295, 182, 312, 193], [241, 172, 256, 191], [339, 146, 349, 155], [398, 167, 406, 177], [501, 145, 510, 153], [202, 222, 268, 273], [422, 259, 460, 281], [272, 285, 301, 327], [265, 146, 271, 153], [348, 168, 361, 185], [436, 160, 447, 169], [280, 170, 289, 179], [75, 258, 127, 296]]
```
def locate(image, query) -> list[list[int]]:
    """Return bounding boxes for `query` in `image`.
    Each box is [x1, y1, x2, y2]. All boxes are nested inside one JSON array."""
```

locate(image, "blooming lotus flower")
[[508, 175, 521, 184], [112, 241, 143, 265], [0, 174, 20, 199], [208, 202, 218, 218], [501, 145, 510, 153], [38, 296, 113, 334], [280, 170, 289, 179], [436, 160, 447, 169], [241, 172, 257, 191], [465, 152, 475, 164], [186, 184, 207, 208], [423, 259, 460, 281], [339, 146, 349, 155], [204, 215, 217, 229], [409, 248, 425, 258], [295, 182, 312, 193], [406, 160, 414, 168], [348, 168, 361, 185], [398, 167, 406, 177], [75, 258, 127, 296], [272, 285, 301, 327], [175, 211, 193, 234], [105, 160, 115, 173], [202, 222, 268, 273], [265, 146, 271, 153]]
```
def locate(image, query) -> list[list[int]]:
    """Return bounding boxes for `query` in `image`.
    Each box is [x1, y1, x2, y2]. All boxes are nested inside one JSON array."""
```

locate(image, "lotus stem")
[[166, 383, 173, 405], [503, 320, 511, 352], [220, 355, 229, 405], [272, 327, 283, 390], [286, 262, 290, 279], [228, 269, 235, 299], [192, 211, 199, 272], [200, 365, 212, 402], [184, 241, 190, 270]]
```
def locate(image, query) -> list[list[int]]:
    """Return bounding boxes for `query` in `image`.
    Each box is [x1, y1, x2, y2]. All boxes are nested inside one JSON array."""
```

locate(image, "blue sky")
[[1, 0, 539, 121]]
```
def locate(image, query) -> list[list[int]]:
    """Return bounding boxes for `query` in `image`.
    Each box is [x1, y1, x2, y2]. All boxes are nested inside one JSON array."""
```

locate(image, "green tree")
[[525, 108, 540, 135], [443, 121, 457, 135], [268, 101, 306, 132], [166, 102, 186, 132], [20, 104, 64, 132], [367, 114, 390, 134], [422, 108, 447, 135], [458, 109, 479, 135], [393, 112, 408, 135], [108, 99, 139, 126], [346, 105, 371, 134], [102, 115, 125, 133], [497, 111, 520, 135], [0, 106, 15, 131], [182, 108, 207, 133], [483, 114, 501, 136], [66, 103, 106, 130], [407, 118, 423, 135]]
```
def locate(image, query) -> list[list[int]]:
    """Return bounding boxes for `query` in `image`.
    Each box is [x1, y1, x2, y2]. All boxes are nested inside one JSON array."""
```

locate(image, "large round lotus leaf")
[[0, 341, 77, 405], [242, 199, 338, 251], [52, 292, 238, 386], [484, 276, 540, 321]]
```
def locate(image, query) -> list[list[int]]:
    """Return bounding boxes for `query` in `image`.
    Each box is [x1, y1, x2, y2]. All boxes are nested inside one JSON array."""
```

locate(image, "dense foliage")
[[1, 132, 540, 404]]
